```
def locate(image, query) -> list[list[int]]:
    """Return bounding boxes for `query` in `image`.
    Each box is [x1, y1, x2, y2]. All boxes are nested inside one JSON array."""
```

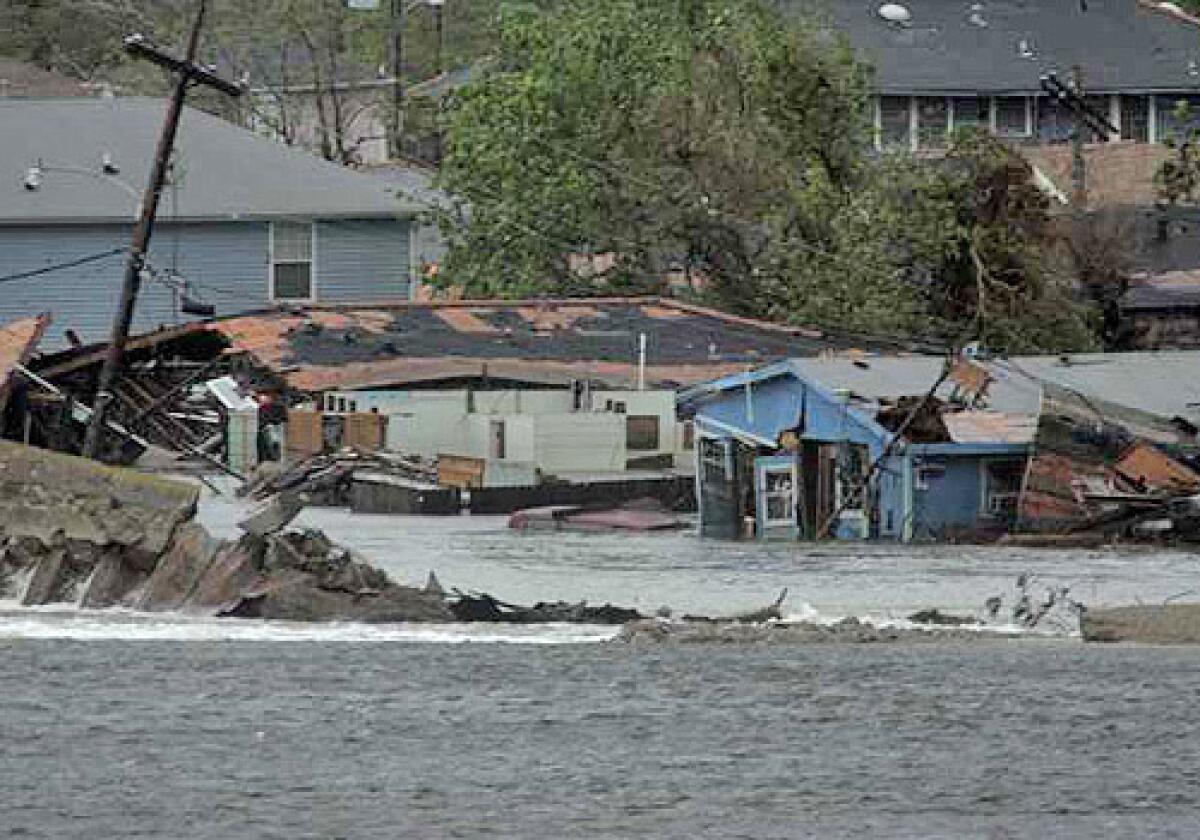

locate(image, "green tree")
[[435, 0, 879, 302]]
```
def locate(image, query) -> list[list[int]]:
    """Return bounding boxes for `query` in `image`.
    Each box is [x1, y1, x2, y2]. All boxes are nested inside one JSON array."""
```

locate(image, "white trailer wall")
[[532, 414, 625, 475]]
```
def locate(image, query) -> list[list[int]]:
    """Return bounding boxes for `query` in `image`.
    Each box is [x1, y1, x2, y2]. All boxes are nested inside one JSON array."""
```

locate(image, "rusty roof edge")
[[0, 312, 53, 412]]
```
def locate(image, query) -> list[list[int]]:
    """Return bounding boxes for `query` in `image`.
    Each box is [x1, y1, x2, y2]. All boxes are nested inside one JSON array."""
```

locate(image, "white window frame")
[[992, 95, 1033, 139], [269, 221, 317, 303], [759, 462, 798, 528]]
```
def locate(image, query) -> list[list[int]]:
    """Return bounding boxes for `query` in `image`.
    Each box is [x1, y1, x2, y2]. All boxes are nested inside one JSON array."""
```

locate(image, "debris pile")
[[240, 447, 439, 506]]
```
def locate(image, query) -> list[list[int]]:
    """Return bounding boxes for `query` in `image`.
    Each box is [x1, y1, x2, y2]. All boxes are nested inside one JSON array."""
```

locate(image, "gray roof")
[[792, 0, 1200, 94], [787, 356, 1044, 415], [791, 353, 1200, 423], [0, 97, 418, 224], [1123, 279, 1200, 310], [998, 352, 1200, 421]]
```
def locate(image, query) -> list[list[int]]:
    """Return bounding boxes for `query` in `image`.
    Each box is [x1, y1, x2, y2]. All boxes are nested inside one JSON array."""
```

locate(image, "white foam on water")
[[780, 603, 1077, 637], [0, 608, 621, 645]]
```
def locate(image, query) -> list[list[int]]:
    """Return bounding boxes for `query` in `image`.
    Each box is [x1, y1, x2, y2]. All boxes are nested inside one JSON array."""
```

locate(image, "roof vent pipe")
[[877, 3, 912, 24]]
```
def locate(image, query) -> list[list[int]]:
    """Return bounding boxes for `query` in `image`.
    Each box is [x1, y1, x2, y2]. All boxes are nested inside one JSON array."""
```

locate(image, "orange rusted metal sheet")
[[1115, 443, 1200, 492], [948, 357, 992, 402], [640, 304, 687, 320], [433, 308, 499, 334], [516, 305, 597, 331], [0, 313, 51, 413]]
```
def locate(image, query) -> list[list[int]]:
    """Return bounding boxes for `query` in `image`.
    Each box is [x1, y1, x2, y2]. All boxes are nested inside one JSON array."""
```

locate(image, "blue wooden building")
[[682, 357, 1038, 542], [0, 98, 419, 347]]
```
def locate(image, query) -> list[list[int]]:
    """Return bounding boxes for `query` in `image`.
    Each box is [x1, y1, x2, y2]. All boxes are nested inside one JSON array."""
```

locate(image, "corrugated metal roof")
[[792, 0, 1200, 94], [0, 98, 418, 224]]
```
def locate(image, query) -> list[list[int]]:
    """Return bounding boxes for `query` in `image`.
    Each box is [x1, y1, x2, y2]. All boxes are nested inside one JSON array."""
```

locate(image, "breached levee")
[[616, 616, 1017, 645], [0, 442, 451, 622]]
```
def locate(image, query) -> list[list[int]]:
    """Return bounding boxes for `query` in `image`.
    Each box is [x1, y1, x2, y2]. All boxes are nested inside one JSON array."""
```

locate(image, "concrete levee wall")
[[0, 440, 198, 561]]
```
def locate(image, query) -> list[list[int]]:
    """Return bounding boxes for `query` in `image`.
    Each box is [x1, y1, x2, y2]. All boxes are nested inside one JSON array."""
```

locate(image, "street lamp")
[[21, 158, 142, 216]]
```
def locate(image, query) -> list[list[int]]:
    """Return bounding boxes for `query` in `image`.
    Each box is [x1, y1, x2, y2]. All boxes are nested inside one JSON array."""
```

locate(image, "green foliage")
[[437, 0, 1100, 353]]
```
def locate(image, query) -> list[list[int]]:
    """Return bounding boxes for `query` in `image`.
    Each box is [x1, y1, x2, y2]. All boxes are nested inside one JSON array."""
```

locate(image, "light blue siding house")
[[0, 98, 420, 346], [681, 357, 1037, 542]]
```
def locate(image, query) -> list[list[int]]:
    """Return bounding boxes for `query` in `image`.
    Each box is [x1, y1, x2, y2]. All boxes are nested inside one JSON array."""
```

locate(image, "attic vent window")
[[877, 3, 911, 24], [967, 3, 988, 27], [1018, 38, 1036, 59]]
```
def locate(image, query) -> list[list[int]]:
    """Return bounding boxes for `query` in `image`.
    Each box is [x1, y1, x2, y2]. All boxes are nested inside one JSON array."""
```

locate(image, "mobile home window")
[[270, 221, 314, 301], [626, 416, 660, 451]]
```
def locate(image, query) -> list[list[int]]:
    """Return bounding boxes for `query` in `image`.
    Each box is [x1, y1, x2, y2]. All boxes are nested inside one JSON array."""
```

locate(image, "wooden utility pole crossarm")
[[82, 0, 242, 460]]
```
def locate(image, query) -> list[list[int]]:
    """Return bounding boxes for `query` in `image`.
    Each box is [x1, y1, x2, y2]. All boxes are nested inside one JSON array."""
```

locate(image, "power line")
[[0, 248, 126, 286]]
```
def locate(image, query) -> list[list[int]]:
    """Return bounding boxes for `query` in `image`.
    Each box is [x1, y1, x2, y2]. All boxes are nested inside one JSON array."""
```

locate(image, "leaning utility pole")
[[82, 0, 242, 460], [1069, 64, 1087, 212], [1038, 71, 1117, 215], [389, 0, 407, 160]]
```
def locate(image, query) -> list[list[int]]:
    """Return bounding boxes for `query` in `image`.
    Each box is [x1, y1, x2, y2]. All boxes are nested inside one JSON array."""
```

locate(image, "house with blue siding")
[[0, 98, 419, 346], [681, 356, 1039, 542]]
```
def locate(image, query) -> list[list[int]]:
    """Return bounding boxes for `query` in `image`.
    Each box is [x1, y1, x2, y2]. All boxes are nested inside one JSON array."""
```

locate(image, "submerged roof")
[[794, 0, 1200, 94], [0, 98, 417, 224]]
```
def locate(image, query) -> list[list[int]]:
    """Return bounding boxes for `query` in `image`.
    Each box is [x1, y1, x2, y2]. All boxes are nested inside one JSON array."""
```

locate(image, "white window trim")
[[1149, 94, 1159, 144], [268, 221, 317, 303], [759, 462, 798, 528], [991, 95, 1033, 139]]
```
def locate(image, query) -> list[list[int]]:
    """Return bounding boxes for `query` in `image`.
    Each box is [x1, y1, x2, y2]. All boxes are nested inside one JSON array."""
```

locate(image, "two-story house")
[[805, 0, 1200, 151]]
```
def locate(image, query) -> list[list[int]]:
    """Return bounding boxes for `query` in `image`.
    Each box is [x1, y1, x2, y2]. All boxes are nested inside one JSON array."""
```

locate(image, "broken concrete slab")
[[136, 522, 223, 612], [1081, 604, 1200, 644], [0, 440, 198, 567], [238, 492, 306, 538], [184, 536, 262, 612]]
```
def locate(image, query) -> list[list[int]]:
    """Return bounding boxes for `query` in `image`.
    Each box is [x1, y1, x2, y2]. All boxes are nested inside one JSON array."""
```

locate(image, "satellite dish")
[[878, 3, 912, 23]]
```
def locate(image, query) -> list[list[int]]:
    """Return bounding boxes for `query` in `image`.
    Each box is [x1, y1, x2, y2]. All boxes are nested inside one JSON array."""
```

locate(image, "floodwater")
[[4, 491, 1200, 838]]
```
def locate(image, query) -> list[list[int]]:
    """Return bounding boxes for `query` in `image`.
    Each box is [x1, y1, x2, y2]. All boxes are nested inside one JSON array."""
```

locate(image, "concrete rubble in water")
[[0, 441, 451, 622]]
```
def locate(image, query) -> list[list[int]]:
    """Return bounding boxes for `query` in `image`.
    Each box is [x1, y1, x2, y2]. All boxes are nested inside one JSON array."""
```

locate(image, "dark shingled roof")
[[791, 0, 1200, 94], [32, 298, 929, 392]]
